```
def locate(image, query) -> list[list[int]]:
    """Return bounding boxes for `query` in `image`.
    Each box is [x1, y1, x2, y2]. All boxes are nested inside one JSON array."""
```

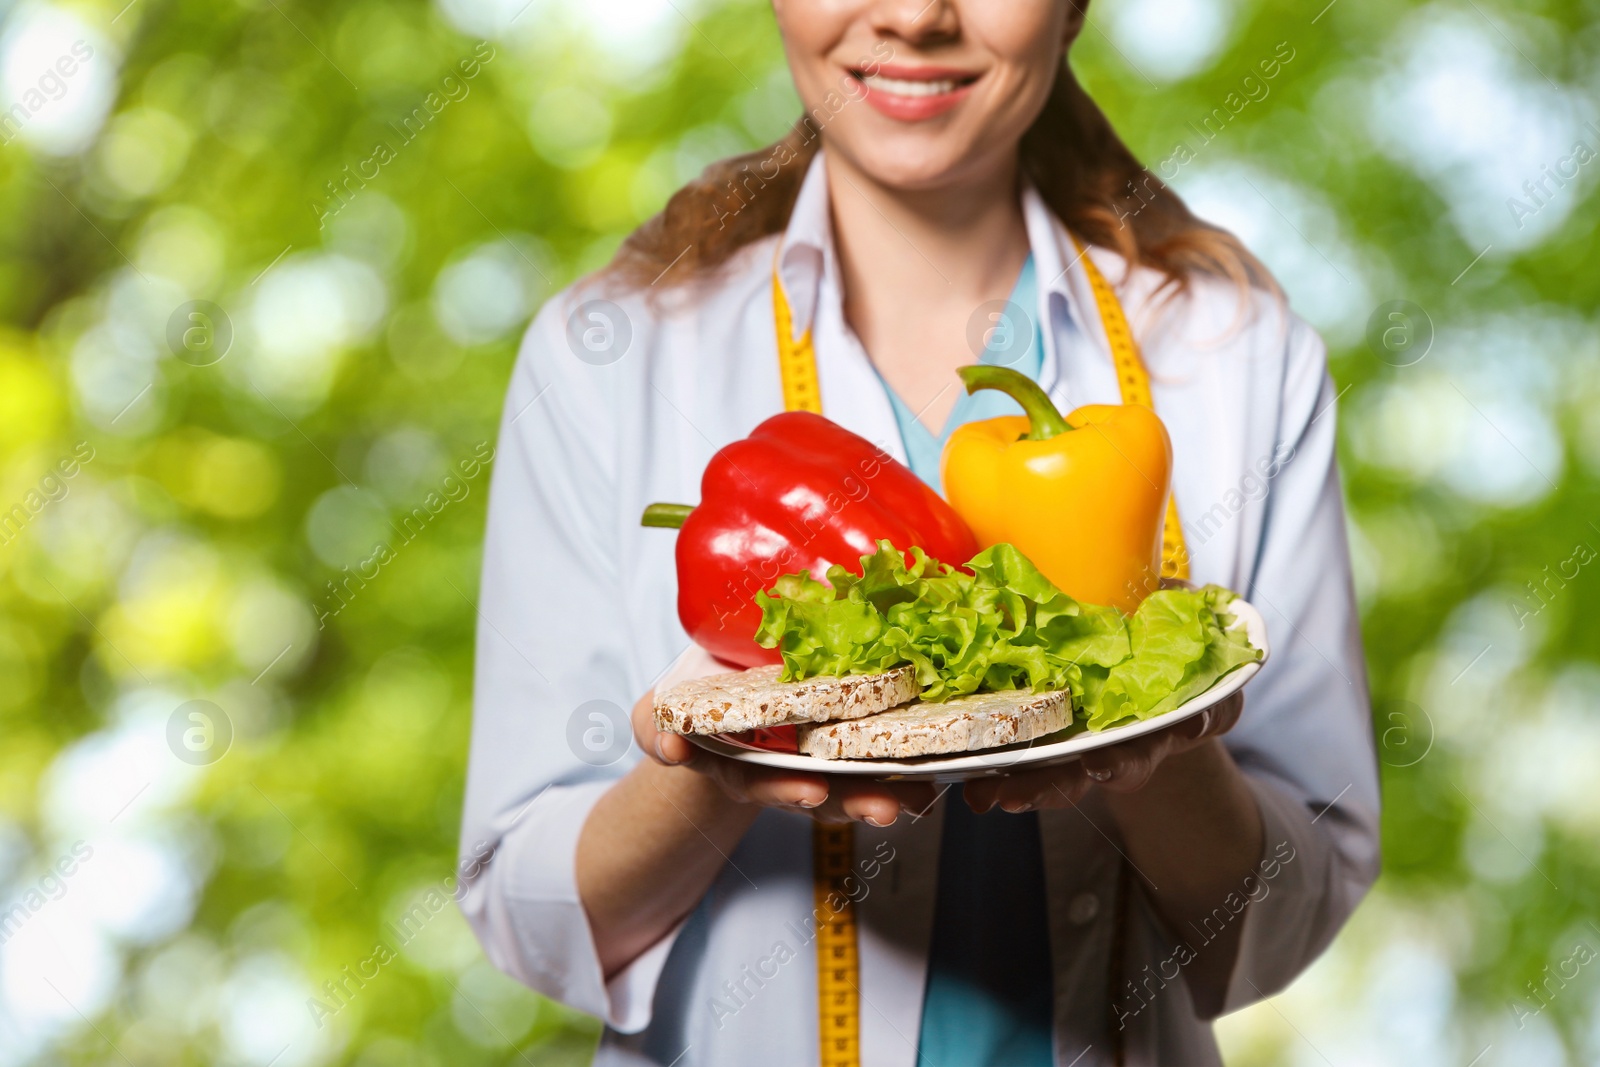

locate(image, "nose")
[[867, 0, 960, 44]]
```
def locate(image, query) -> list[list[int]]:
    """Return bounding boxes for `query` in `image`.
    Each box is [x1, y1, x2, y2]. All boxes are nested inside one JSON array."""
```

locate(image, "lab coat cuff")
[[492, 780, 684, 1034], [1221, 773, 1340, 1014]]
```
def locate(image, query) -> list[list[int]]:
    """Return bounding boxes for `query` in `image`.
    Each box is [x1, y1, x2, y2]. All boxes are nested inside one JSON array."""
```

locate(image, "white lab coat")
[[457, 152, 1380, 1066]]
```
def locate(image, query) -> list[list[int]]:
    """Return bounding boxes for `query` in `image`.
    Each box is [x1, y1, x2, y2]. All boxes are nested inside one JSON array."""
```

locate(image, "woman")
[[458, 1, 1379, 1064]]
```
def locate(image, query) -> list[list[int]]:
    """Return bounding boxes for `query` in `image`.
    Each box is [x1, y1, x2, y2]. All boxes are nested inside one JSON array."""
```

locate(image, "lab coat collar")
[[775, 151, 833, 346], [1019, 180, 1101, 398]]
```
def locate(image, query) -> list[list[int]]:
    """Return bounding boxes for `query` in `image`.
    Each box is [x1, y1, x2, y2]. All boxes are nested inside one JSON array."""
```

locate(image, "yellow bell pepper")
[[940, 365, 1173, 615]]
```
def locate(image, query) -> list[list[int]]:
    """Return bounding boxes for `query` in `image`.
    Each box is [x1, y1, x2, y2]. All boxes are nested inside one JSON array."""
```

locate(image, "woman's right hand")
[[633, 690, 936, 827]]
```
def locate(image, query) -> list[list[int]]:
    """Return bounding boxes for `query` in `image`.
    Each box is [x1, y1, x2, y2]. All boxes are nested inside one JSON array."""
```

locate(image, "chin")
[[830, 128, 988, 192]]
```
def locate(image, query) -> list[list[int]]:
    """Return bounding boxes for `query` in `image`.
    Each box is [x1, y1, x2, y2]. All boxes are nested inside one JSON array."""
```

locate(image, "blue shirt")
[[874, 256, 1055, 1067], [877, 256, 1044, 495]]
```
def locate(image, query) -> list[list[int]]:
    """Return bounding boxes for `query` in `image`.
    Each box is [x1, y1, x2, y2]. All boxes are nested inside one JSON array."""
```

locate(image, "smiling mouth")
[[851, 71, 980, 97]]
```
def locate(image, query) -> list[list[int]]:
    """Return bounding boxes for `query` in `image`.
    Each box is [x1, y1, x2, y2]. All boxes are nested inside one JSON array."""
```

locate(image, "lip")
[[849, 64, 982, 122]]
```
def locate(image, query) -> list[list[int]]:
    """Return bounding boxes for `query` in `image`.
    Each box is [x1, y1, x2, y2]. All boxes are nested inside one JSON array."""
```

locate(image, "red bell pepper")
[[642, 411, 979, 667]]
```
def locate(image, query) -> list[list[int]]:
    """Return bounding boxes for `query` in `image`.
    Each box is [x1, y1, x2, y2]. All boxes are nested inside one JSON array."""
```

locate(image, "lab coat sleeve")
[[1219, 317, 1382, 1013], [455, 293, 681, 1033]]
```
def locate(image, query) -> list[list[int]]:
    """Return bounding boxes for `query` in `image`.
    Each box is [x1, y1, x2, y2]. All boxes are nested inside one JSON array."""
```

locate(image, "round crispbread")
[[653, 664, 920, 736], [796, 688, 1071, 760]]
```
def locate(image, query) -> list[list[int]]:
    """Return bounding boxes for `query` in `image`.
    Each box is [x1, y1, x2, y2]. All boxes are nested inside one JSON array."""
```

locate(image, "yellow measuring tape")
[[811, 825, 861, 1067], [1073, 237, 1190, 581], [773, 265, 861, 1067], [772, 236, 1189, 1067]]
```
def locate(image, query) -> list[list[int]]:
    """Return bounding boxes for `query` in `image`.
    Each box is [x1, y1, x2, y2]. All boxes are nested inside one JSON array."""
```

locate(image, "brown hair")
[[609, 59, 1274, 299]]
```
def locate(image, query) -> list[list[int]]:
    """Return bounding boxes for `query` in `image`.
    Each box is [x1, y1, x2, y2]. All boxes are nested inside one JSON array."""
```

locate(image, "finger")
[[1206, 692, 1244, 735], [834, 782, 908, 827], [995, 779, 1048, 813], [723, 767, 832, 809], [654, 731, 700, 767], [1095, 749, 1160, 793], [1038, 764, 1094, 808], [631, 690, 655, 740], [963, 776, 1001, 814], [742, 777, 832, 809], [1079, 734, 1157, 780], [632, 689, 686, 767], [1179, 708, 1213, 744], [1008, 772, 1093, 811], [885, 781, 940, 817], [1080, 735, 1165, 790], [965, 765, 1090, 814], [1072, 692, 1245, 792], [1179, 694, 1240, 746], [1160, 693, 1242, 757]]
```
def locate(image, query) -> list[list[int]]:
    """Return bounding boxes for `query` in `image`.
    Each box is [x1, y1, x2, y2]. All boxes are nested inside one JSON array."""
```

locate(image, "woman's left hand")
[[963, 691, 1245, 814]]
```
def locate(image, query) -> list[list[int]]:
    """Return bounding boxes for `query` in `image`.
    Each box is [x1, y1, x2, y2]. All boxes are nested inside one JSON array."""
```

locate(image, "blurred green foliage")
[[0, 0, 1597, 1063]]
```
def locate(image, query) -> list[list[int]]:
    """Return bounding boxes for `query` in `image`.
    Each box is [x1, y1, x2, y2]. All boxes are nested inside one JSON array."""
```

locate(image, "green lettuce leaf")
[[754, 541, 1261, 731]]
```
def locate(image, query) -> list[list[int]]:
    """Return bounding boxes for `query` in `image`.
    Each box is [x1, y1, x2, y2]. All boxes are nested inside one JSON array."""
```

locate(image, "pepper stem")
[[957, 365, 1071, 440], [640, 502, 694, 528]]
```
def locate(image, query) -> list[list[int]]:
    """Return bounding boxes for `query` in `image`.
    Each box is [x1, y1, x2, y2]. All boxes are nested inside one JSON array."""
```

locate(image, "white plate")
[[687, 597, 1269, 782]]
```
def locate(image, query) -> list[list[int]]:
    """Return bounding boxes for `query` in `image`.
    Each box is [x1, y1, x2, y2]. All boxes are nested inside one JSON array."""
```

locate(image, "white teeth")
[[861, 73, 961, 97]]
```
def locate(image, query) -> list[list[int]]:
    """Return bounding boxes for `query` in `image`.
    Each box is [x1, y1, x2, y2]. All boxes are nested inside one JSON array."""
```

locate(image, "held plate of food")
[[651, 545, 1269, 782], [642, 365, 1269, 782]]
